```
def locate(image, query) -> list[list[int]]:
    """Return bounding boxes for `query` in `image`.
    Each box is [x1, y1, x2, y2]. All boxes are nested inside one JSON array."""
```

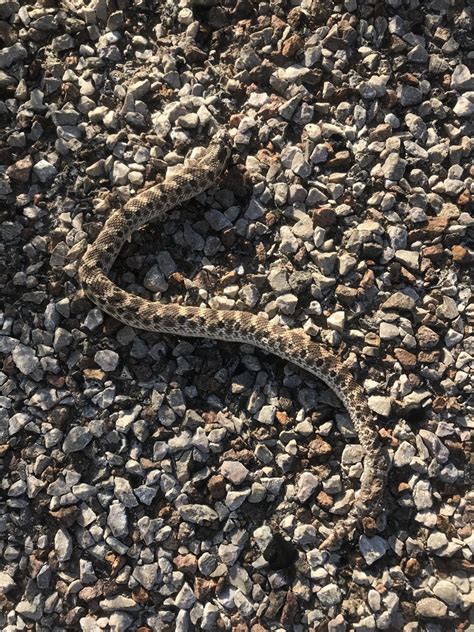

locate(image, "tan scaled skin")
[[79, 130, 388, 551]]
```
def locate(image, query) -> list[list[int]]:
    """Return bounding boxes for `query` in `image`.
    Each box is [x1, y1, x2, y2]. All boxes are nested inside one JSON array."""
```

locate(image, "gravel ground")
[[1, 0, 473, 630]]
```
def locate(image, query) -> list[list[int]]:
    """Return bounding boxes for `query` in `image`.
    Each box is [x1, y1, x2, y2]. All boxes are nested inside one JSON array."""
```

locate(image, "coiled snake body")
[[79, 131, 388, 550]]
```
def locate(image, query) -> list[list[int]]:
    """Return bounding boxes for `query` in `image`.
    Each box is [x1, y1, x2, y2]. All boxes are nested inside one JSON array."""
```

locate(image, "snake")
[[78, 130, 388, 551]]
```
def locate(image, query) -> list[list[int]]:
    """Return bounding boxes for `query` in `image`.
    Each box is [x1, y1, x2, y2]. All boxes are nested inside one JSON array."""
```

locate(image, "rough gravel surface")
[[0, 1, 473, 631]]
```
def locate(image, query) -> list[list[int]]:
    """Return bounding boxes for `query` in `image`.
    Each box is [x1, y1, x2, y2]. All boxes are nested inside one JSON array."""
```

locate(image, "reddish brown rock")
[[280, 590, 299, 625], [417, 325, 440, 350], [312, 206, 337, 228], [422, 244, 444, 261], [394, 348, 417, 370], [281, 34, 303, 58], [308, 436, 332, 458], [193, 577, 215, 599], [174, 553, 197, 574], [369, 123, 392, 141], [452, 245, 471, 264], [326, 150, 351, 168], [316, 491, 333, 510], [208, 474, 226, 499], [6, 156, 33, 182]]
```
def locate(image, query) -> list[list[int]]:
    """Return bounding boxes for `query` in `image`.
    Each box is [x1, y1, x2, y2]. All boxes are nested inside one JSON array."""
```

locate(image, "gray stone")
[[327, 311, 345, 332], [178, 504, 218, 525], [408, 44, 428, 63], [399, 85, 422, 106], [395, 250, 419, 270], [413, 479, 432, 510], [368, 396, 392, 417], [256, 405, 276, 425], [99, 596, 138, 611], [342, 444, 363, 465], [0, 1, 19, 19], [94, 349, 119, 371], [33, 159, 57, 183], [359, 535, 389, 565], [0, 43, 27, 69], [178, 113, 199, 128], [393, 441, 416, 467], [128, 79, 150, 99], [221, 461, 249, 484], [54, 527, 73, 562], [451, 64, 474, 92], [293, 524, 317, 545], [175, 582, 196, 609], [419, 429, 449, 463], [11, 345, 39, 375], [63, 427, 92, 453], [114, 477, 139, 507], [133, 563, 159, 590], [108, 502, 128, 538], [382, 154, 407, 180], [437, 297, 458, 320], [16, 597, 43, 622]]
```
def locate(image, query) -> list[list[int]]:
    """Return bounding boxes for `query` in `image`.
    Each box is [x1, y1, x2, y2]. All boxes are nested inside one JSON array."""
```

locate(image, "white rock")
[[318, 583, 342, 606], [297, 471, 320, 503], [416, 597, 447, 618], [327, 311, 345, 332], [433, 579, 460, 606], [33, 159, 57, 183], [368, 396, 392, 417], [451, 64, 474, 91], [0, 572, 16, 594]]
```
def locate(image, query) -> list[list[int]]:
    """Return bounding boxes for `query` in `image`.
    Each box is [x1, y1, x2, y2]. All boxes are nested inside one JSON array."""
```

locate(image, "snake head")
[[202, 129, 232, 176]]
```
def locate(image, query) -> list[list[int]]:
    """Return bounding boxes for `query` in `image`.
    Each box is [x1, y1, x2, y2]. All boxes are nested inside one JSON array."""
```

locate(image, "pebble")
[[33, 160, 57, 183], [175, 582, 196, 609], [178, 504, 218, 526], [399, 85, 422, 106], [133, 563, 159, 590], [63, 427, 92, 453], [94, 350, 119, 371], [393, 441, 416, 467], [327, 311, 345, 332], [297, 472, 320, 503], [415, 597, 447, 618], [108, 502, 128, 538], [318, 584, 342, 607], [382, 154, 407, 180], [427, 531, 448, 552], [359, 535, 389, 565], [0, 572, 16, 594], [54, 528, 73, 562], [11, 345, 39, 375], [220, 461, 249, 484], [451, 64, 474, 91], [0, 42, 27, 69], [368, 396, 392, 417], [433, 580, 460, 607]]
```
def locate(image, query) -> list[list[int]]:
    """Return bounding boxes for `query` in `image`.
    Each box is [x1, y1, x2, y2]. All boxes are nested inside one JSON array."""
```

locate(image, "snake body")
[[79, 131, 388, 550]]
